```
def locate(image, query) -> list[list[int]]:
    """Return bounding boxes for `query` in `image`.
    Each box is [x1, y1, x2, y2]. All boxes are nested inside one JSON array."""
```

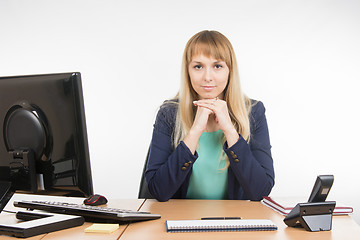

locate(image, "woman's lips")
[[202, 86, 215, 91]]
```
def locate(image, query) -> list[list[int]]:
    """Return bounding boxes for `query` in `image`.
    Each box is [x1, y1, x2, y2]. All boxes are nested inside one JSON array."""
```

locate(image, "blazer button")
[[184, 163, 189, 167], [181, 167, 187, 171], [234, 159, 240, 163]]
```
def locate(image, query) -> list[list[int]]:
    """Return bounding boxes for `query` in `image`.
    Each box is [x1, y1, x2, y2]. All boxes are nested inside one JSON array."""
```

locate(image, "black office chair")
[[138, 148, 154, 199]]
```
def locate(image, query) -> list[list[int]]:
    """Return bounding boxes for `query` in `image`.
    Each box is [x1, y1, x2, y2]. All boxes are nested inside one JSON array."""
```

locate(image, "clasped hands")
[[192, 98, 235, 135], [184, 98, 240, 153]]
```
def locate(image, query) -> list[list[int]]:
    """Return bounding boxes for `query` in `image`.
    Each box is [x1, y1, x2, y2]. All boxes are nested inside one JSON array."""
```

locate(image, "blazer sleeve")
[[224, 101, 275, 200], [145, 103, 198, 202]]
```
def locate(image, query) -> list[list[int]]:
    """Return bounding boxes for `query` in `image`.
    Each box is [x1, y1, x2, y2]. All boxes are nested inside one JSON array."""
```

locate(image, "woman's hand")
[[183, 105, 212, 154], [194, 98, 239, 147], [192, 104, 213, 133]]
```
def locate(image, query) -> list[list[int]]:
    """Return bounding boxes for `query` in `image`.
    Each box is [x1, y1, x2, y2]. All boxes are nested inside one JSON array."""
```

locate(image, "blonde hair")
[[171, 30, 252, 150]]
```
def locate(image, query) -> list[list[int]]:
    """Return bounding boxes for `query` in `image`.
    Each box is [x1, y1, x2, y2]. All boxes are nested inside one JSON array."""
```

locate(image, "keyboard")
[[14, 200, 161, 223]]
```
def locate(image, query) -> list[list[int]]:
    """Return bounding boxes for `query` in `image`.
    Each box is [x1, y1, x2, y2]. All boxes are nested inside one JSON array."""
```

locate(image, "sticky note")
[[84, 223, 120, 234]]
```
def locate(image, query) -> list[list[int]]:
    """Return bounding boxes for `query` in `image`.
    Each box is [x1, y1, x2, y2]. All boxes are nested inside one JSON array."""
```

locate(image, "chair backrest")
[[138, 148, 154, 199]]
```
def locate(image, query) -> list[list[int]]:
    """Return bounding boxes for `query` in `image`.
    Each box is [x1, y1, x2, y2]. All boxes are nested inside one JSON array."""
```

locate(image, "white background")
[[1, 0, 359, 224]]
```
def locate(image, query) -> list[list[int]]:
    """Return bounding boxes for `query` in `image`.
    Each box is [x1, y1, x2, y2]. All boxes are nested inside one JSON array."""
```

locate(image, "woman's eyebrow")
[[190, 61, 202, 64], [190, 59, 225, 64]]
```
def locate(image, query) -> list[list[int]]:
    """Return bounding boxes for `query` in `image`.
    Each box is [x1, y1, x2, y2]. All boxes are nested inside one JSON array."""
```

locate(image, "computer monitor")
[[0, 72, 93, 197]]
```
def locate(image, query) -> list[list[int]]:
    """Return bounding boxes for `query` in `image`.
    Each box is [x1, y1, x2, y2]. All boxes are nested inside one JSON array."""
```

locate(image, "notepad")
[[84, 223, 119, 233], [166, 219, 277, 232]]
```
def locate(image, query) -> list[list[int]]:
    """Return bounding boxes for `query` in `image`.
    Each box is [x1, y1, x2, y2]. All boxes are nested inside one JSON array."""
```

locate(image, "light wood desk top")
[[121, 199, 360, 240]]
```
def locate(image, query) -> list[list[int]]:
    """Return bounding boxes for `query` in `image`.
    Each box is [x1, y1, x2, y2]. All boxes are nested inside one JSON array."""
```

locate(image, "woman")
[[145, 30, 274, 202]]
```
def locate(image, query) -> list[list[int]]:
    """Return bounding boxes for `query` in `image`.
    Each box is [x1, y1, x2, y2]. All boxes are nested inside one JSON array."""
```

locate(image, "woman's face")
[[188, 54, 229, 100]]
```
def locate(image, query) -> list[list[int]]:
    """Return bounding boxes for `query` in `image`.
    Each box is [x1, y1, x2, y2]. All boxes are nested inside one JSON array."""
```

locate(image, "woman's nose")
[[204, 68, 212, 82]]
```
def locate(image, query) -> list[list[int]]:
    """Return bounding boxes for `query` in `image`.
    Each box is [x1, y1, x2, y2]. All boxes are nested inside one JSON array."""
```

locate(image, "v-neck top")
[[186, 130, 228, 199]]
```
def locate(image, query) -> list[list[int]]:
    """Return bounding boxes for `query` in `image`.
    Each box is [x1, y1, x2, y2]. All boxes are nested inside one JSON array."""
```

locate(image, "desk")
[[1, 198, 359, 239], [121, 199, 360, 240]]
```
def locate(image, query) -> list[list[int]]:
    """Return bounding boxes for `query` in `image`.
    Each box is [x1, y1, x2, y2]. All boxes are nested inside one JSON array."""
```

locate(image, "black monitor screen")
[[0, 72, 93, 197]]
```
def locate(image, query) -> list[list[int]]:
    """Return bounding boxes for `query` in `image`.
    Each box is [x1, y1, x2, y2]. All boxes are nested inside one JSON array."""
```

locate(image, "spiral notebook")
[[166, 219, 277, 232]]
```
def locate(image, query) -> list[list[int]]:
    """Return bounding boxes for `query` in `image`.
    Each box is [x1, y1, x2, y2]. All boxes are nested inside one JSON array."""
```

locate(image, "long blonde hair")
[[172, 30, 252, 149]]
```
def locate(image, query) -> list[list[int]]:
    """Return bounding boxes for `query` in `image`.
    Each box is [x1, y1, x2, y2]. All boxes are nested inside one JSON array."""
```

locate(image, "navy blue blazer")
[[145, 100, 274, 202]]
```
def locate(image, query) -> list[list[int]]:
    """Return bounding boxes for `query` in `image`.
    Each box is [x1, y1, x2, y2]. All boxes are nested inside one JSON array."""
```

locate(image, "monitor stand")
[[9, 149, 38, 193], [0, 211, 84, 238], [0, 181, 85, 238]]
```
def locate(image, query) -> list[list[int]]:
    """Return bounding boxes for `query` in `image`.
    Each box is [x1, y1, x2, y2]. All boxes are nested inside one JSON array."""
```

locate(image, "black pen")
[[201, 217, 241, 220]]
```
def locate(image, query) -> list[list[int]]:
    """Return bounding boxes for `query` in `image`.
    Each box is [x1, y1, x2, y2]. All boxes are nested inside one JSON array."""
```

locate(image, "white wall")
[[1, 0, 359, 224]]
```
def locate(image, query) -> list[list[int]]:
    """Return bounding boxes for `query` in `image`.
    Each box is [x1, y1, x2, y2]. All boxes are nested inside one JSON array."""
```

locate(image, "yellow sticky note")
[[84, 223, 120, 234]]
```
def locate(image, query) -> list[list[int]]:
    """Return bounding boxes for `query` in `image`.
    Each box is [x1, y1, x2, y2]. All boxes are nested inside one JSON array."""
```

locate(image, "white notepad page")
[[166, 219, 277, 232]]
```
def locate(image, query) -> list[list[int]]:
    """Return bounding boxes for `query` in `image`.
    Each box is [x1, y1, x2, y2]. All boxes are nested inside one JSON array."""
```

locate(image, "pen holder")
[[283, 201, 336, 232]]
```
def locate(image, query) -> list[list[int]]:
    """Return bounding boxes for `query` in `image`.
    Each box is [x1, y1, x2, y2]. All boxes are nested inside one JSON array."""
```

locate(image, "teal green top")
[[186, 130, 228, 199]]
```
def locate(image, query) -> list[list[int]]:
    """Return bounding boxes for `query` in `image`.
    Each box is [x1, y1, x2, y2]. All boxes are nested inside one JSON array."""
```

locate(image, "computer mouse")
[[83, 194, 108, 206]]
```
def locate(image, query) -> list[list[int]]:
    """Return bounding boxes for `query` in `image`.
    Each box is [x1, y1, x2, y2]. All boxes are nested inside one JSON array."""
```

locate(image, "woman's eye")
[[194, 65, 202, 69], [214, 64, 223, 69]]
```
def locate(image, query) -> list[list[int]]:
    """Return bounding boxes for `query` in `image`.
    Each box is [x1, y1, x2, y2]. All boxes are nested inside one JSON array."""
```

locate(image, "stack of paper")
[[84, 224, 119, 234]]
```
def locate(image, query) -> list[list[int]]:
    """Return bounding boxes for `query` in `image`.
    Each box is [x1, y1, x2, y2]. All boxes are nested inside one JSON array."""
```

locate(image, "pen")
[[201, 217, 241, 220]]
